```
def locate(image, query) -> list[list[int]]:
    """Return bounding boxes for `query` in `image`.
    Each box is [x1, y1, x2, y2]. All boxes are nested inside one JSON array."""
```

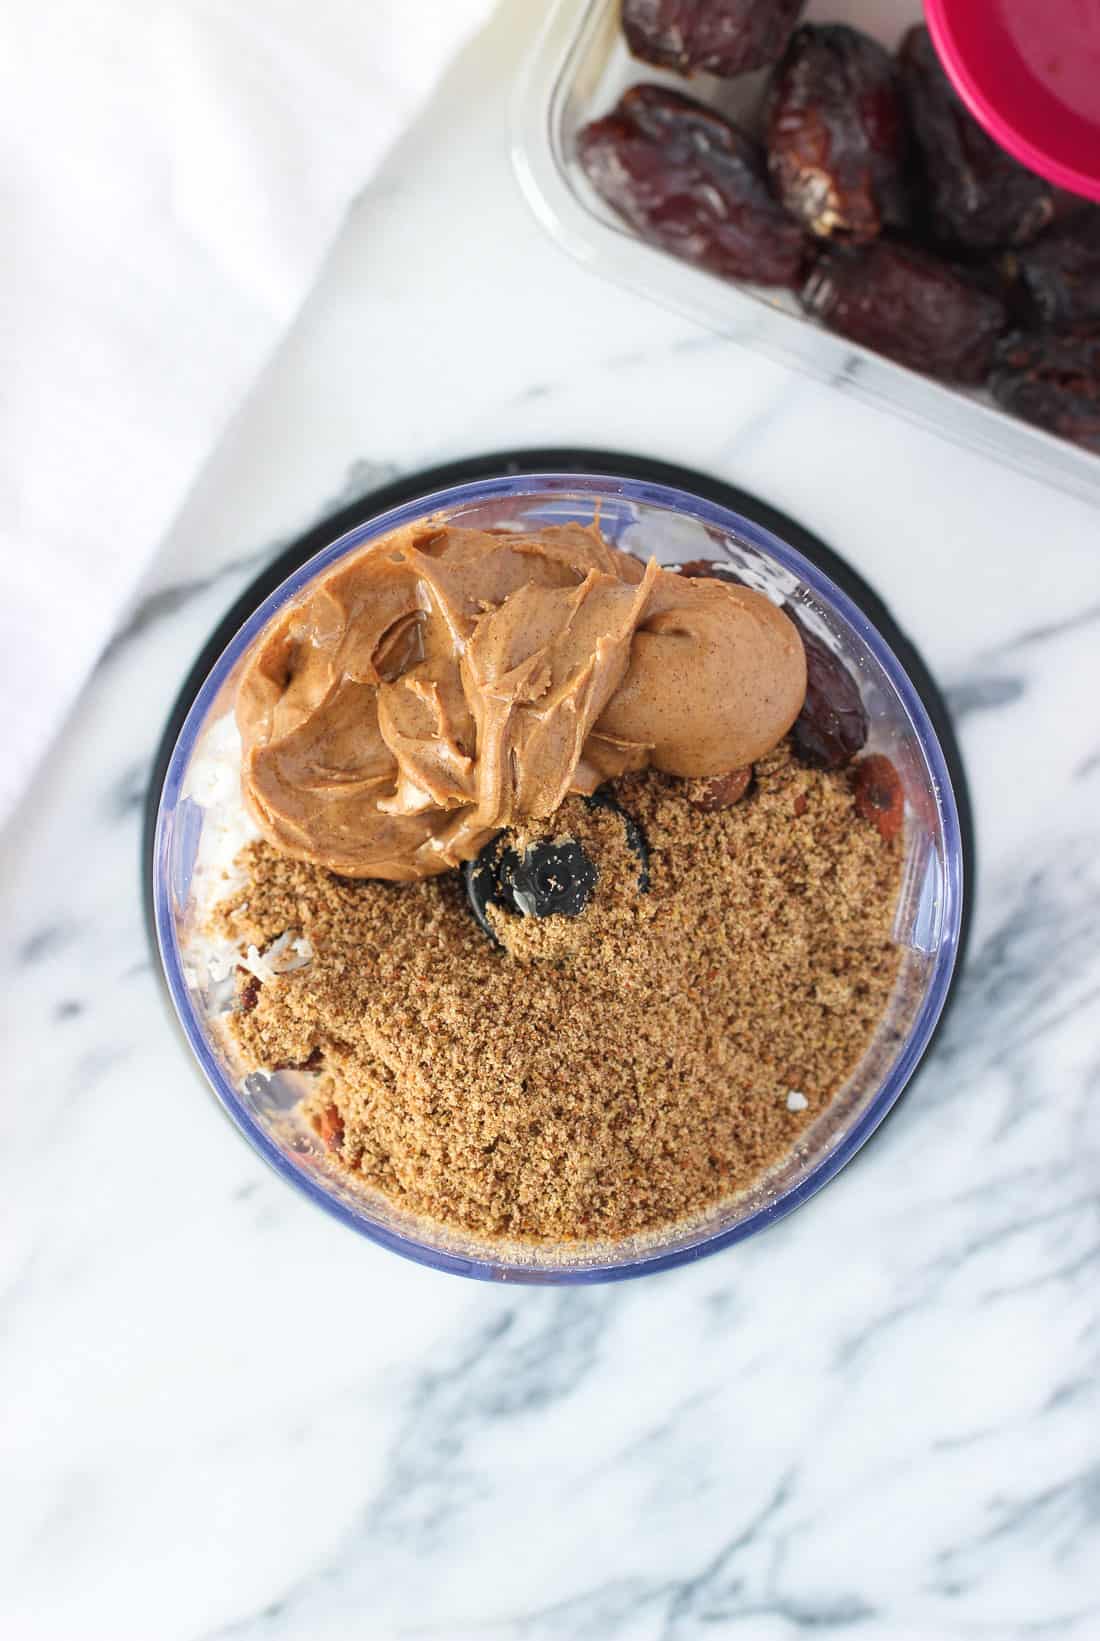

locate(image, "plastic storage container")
[[152, 473, 964, 1283], [512, 0, 1100, 504]]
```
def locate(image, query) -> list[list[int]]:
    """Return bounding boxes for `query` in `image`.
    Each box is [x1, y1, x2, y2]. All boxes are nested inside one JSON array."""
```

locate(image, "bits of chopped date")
[[899, 25, 1069, 250], [785, 607, 867, 770], [851, 755, 904, 841], [793, 793, 808, 817], [237, 969, 260, 1014], [801, 241, 1006, 384], [622, 0, 807, 78], [312, 1102, 344, 1152], [1012, 213, 1100, 330], [688, 766, 753, 810], [578, 84, 808, 288], [990, 327, 1100, 454], [679, 559, 745, 583], [767, 25, 909, 243], [273, 1047, 324, 1073]]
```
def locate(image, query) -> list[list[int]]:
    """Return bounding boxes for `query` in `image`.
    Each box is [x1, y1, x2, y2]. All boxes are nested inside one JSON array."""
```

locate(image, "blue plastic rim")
[[153, 473, 964, 1283]]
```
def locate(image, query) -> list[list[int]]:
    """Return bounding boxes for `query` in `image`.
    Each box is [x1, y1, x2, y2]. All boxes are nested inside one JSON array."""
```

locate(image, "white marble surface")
[[3, 3, 1100, 1637]]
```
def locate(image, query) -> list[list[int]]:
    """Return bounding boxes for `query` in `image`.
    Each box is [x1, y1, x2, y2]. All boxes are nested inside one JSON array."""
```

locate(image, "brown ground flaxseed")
[[212, 742, 902, 1243]]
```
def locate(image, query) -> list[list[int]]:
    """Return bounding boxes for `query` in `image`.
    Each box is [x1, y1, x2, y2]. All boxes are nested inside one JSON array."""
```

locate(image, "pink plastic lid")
[[924, 0, 1100, 203]]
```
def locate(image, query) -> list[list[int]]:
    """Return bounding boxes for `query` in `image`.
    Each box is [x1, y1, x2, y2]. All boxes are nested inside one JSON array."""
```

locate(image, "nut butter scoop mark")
[[235, 522, 807, 879]]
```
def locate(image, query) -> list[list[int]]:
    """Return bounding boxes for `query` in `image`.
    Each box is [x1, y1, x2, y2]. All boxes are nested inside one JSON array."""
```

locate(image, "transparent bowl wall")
[[512, 0, 1100, 505], [153, 474, 964, 1283]]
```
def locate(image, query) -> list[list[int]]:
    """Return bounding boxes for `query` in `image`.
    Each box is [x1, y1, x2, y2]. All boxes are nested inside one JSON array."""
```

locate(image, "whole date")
[[767, 25, 909, 243], [899, 25, 1068, 251], [1011, 213, 1100, 330], [578, 85, 807, 288], [784, 607, 868, 770], [990, 328, 1100, 454], [802, 242, 1006, 385], [622, 0, 806, 78]]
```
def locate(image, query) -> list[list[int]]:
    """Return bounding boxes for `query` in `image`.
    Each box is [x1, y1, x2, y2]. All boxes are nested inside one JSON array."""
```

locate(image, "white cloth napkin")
[[0, 0, 493, 826]]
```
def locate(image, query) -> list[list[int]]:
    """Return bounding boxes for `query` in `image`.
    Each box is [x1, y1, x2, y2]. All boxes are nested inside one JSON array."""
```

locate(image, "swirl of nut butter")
[[236, 521, 807, 880]]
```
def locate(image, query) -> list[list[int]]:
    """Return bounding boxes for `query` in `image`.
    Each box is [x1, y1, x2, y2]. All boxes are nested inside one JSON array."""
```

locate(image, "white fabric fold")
[[0, 0, 493, 824]]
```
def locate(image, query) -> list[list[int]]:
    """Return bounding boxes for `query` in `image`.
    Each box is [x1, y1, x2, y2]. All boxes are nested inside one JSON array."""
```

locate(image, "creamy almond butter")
[[235, 520, 807, 879]]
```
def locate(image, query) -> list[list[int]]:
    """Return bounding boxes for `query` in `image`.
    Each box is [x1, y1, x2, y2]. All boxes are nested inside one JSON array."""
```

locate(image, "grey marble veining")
[[2, 1, 1099, 1637]]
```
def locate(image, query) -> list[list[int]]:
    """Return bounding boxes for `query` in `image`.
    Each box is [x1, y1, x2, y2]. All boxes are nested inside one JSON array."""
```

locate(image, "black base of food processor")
[[143, 448, 973, 1120]]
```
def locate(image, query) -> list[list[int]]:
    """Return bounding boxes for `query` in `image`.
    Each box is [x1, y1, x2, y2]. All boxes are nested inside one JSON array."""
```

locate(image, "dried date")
[[801, 242, 1006, 384], [899, 25, 1068, 250], [688, 766, 753, 810], [1011, 213, 1100, 330], [990, 327, 1100, 454], [767, 25, 909, 243], [578, 85, 807, 288], [311, 1102, 345, 1152], [272, 1047, 324, 1073], [237, 970, 260, 1014], [622, 0, 806, 78], [784, 607, 867, 771], [994, 327, 1100, 377], [679, 559, 745, 582], [851, 756, 904, 842]]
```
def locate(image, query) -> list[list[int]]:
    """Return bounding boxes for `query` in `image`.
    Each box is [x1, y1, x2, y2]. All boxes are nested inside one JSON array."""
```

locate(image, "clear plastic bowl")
[[152, 473, 964, 1283]]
